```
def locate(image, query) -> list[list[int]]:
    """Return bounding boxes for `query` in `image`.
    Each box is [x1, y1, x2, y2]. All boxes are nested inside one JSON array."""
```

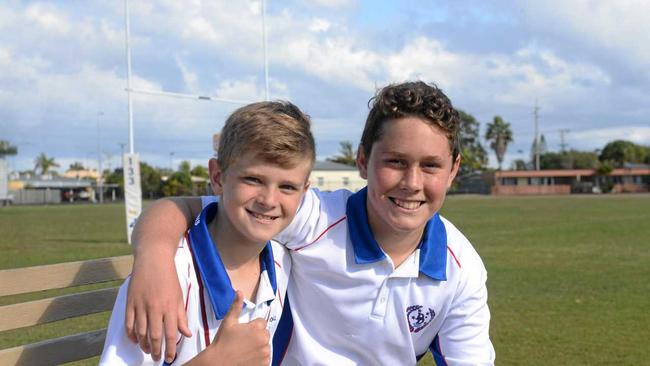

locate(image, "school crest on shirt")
[[406, 305, 435, 333]]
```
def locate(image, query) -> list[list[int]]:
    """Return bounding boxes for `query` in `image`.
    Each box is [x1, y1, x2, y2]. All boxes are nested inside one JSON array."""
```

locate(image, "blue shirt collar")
[[346, 187, 448, 281], [188, 202, 277, 320]]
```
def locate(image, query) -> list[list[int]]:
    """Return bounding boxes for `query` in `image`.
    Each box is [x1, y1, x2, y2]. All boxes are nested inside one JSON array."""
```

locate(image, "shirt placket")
[[371, 250, 420, 318]]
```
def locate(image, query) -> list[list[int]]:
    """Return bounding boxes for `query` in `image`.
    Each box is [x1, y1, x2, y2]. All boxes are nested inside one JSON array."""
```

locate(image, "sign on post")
[[123, 153, 142, 244]]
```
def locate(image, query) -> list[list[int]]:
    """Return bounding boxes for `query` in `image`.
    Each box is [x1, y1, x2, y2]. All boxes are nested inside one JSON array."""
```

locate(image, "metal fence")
[[9, 189, 62, 205]]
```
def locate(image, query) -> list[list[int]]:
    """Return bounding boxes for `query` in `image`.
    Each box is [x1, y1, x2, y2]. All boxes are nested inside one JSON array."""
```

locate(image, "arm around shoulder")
[[132, 196, 203, 258], [126, 196, 202, 362]]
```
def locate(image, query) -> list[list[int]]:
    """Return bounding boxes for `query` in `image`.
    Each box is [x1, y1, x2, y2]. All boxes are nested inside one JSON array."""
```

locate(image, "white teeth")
[[392, 198, 421, 210], [250, 211, 277, 220]]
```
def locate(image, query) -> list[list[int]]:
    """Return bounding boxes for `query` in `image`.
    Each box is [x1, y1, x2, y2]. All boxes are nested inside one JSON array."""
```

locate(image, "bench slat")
[[0, 329, 107, 366], [0, 255, 132, 296], [0, 287, 120, 332]]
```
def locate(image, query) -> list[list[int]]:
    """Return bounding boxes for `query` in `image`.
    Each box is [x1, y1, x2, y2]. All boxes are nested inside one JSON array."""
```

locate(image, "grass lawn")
[[1, 195, 649, 365]]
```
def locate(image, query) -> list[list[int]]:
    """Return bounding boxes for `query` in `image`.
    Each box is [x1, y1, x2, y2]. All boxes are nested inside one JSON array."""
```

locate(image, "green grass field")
[[1, 195, 649, 365]]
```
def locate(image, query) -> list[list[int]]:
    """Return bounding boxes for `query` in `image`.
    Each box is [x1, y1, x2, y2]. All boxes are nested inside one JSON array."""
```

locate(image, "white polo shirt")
[[271, 187, 495, 365], [100, 202, 291, 366]]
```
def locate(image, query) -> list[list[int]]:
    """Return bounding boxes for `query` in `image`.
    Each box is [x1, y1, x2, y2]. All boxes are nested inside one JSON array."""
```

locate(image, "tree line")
[[327, 111, 649, 174], [2, 115, 649, 198]]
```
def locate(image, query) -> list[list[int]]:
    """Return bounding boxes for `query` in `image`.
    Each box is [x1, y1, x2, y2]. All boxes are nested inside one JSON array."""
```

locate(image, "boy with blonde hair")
[[100, 101, 315, 365]]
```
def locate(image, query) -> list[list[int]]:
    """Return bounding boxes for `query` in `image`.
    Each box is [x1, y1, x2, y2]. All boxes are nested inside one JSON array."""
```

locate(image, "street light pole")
[[125, 0, 134, 154], [97, 111, 104, 204]]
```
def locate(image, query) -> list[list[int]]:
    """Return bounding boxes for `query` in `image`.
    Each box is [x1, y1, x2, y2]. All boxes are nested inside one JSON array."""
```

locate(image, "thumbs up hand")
[[184, 291, 271, 366]]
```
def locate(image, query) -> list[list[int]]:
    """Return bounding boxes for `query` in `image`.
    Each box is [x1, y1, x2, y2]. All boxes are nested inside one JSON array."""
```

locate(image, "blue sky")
[[1, 0, 649, 173]]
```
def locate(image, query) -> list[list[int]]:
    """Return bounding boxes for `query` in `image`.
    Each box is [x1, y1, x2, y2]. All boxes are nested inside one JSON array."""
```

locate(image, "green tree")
[[162, 171, 193, 197], [457, 110, 488, 176], [327, 141, 356, 167], [599, 140, 649, 167], [485, 116, 513, 170], [190, 165, 209, 178], [140, 162, 162, 199], [511, 159, 528, 170], [568, 150, 600, 169], [34, 153, 60, 175], [0, 140, 18, 158], [539, 150, 599, 170], [105, 162, 165, 199], [178, 161, 192, 175], [69, 162, 85, 171], [105, 168, 123, 187], [596, 160, 615, 193]]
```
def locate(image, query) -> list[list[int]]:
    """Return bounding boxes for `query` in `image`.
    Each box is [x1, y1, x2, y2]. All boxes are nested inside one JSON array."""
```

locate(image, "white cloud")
[[571, 126, 650, 148], [522, 1, 650, 77], [214, 77, 263, 101], [176, 57, 200, 94], [304, 0, 355, 8], [309, 18, 331, 32], [24, 3, 71, 35]]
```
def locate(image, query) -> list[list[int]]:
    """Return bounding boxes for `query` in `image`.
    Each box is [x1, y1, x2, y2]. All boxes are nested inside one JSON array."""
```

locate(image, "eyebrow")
[[380, 151, 447, 162]]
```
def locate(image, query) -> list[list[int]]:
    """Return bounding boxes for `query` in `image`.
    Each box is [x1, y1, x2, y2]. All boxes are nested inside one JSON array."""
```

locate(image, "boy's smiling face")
[[357, 116, 460, 239], [210, 152, 311, 246]]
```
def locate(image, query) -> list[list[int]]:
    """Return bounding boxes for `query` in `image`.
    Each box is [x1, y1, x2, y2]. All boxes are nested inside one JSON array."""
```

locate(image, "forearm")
[[132, 197, 202, 259]]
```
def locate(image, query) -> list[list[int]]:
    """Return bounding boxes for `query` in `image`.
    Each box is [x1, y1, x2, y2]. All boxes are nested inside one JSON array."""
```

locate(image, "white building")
[[309, 161, 365, 192]]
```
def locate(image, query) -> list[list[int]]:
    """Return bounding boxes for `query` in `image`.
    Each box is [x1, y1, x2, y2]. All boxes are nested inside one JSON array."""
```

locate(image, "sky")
[[2, 0, 649, 173]]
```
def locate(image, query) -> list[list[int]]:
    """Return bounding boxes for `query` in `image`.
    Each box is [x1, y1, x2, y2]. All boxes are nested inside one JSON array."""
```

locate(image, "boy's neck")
[[209, 208, 266, 270], [373, 226, 424, 269]]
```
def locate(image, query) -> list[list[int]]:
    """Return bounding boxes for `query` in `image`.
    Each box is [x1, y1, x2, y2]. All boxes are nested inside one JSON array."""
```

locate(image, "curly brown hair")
[[360, 81, 460, 162]]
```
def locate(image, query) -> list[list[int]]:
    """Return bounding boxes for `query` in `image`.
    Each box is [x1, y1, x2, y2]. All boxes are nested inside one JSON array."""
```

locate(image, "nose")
[[401, 166, 422, 192], [256, 186, 278, 208]]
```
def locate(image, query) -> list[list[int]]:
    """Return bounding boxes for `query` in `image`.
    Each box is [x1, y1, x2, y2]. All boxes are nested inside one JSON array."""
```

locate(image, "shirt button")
[[380, 297, 386, 303]]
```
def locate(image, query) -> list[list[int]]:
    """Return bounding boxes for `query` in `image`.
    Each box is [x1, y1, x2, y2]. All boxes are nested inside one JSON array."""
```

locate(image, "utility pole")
[[558, 128, 570, 153], [97, 111, 104, 204], [262, 0, 269, 101], [118, 143, 126, 168], [534, 101, 540, 170]]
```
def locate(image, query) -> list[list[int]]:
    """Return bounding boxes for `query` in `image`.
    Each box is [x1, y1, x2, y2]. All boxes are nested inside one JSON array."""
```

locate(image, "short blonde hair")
[[218, 101, 315, 173]]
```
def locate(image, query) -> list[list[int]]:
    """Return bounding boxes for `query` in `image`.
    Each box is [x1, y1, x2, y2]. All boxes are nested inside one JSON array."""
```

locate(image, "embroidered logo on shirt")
[[406, 305, 435, 333]]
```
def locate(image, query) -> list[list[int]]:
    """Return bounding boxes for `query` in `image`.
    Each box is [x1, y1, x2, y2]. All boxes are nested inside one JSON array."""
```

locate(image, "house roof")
[[495, 167, 650, 178], [313, 161, 357, 171]]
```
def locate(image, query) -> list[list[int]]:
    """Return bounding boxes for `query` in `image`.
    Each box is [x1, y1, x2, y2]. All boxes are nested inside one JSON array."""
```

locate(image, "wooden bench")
[[0, 255, 133, 365]]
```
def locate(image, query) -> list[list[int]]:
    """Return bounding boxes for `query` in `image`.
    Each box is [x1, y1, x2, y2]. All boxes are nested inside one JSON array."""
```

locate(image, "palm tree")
[[327, 140, 357, 167], [485, 116, 513, 170], [0, 140, 18, 158], [34, 153, 60, 175]]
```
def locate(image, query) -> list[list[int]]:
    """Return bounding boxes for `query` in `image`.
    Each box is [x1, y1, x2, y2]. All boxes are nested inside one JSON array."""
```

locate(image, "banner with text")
[[123, 153, 142, 244]]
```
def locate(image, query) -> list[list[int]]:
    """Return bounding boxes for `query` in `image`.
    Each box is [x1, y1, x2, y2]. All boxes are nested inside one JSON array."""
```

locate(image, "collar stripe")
[[346, 187, 448, 280], [294, 215, 347, 251], [185, 231, 211, 347], [447, 246, 461, 268], [188, 202, 278, 320]]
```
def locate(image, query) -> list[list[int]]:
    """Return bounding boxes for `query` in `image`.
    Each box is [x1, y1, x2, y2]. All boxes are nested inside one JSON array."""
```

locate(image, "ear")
[[208, 158, 224, 195], [356, 146, 369, 179], [447, 154, 461, 189]]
